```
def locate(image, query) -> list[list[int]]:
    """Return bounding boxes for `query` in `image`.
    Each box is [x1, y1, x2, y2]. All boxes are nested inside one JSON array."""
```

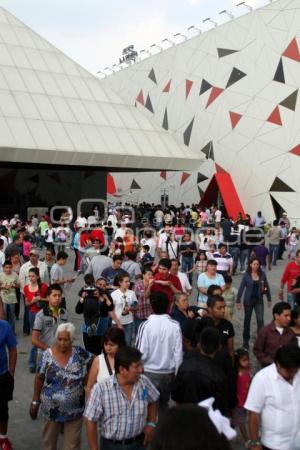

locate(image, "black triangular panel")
[[198, 186, 204, 197], [148, 68, 157, 84], [270, 194, 285, 219], [226, 67, 247, 88], [130, 179, 141, 190], [199, 79, 212, 95], [274, 58, 285, 84], [269, 177, 295, 192], [197, 172, 208, 183], [200, 141, 214, 161], [279, 89, 298, 111], [183, 118, 194, 146], [162, 108, 168, 130], [217, 48, 238, 58], [28, 174, 39, 183], [145, 94, 154, 113], [49, 173, 61, 184]]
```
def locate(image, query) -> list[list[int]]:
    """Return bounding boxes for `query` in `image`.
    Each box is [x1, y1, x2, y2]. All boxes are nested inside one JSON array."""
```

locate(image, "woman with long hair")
[[24, 267, 48, 372], [86, 327, 126, 395], [236, 258, 271, 349]]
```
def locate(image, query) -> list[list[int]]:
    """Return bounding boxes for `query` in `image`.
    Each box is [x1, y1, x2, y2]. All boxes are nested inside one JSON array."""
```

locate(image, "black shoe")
[[243, 342, 249, 350]]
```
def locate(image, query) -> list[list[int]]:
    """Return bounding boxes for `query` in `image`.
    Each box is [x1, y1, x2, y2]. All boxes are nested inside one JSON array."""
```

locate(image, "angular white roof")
[[0, 7, 200, 171]]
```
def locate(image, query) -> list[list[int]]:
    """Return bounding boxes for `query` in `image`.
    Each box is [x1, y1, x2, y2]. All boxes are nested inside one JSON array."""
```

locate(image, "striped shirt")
[[84, 374, 159, 439], [212, 251, 233, 273]]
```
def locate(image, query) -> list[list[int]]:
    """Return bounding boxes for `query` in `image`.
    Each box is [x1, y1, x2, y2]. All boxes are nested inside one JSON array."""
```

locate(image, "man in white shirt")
[[214, 208, 222, 229], [170, 259, 192, 295], [157, 225, 172, 255], [136, 291, 183, 416], [140, 230, 157, 258], [114, 222, 128, 240], [75, 213, 88, 228], [245, 345, 300, 450]]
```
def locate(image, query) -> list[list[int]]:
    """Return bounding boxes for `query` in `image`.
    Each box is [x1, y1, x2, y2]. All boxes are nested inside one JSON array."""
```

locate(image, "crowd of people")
[[0, 203, 300, 450]]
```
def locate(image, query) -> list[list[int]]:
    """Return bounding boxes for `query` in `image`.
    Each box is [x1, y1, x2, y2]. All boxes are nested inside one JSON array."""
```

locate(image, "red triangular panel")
[[136, 90, 144, 105], [199, 174, 245, 219], [282, 38, 300, 62], [290, 144, 300, 156], [180, 172, 191, 185], [267, 106, 282, 126], [206, 87, 224, 108], [163, 80, 171, 93], [160, 171, 167, 180], [229, 111, 242, 129], [107, 173, 117, 195], [185, 79, 193, 99], [215, 163, 228, 174]]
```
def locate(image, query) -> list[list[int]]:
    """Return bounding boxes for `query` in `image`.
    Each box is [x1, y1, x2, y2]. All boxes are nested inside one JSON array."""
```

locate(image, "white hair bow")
[[198, 398, 237, 440]]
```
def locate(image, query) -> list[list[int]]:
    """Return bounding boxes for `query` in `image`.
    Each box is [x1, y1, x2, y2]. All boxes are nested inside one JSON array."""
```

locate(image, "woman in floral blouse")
[[30, 322, 93, 450]]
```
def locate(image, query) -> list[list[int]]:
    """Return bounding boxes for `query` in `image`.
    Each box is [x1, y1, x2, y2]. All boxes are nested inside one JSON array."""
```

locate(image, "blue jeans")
[[239, 249, 248, 271], [287, 292, 295, 309], [230, 247, 240, 274], [4, 304, 16, 333], [28, 310, 37, 369], [123, 322, 134, 346], [181, 257, 194, 283], [243, 299, 264, 345], [269, 244, 279, 266], [134, 317, 146, 335]]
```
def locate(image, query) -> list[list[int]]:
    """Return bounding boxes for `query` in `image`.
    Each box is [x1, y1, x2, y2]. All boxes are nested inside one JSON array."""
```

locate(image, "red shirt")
[[151, 273, 182, 312], [23, 283, 48, 314], [281, 261, 300, 292], [79, 231, 91, 248], [90, 229, 105, 246], [236, 369, 251, 407]]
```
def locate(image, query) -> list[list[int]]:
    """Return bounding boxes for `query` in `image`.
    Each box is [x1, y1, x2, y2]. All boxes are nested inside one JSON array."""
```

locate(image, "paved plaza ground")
[[8, 249, 287, 449]]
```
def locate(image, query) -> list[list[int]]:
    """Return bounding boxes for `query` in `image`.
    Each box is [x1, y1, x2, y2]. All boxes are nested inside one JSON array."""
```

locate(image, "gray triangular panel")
[[274, 58, 285, 84], [162, 108, 168, 130], [183, 118, 194, 146], [269, 177, 295, 192], [201, 141, 214, 161], [217, 48, 238, 58], [145, 94, 154, 113], [148, 68, 157, 84], [130, 179, 141, 189], [199, 79, 212, 95], [279, 89, 298, 111], [197, 172, 208, 183], [226, 67, 247, 88]]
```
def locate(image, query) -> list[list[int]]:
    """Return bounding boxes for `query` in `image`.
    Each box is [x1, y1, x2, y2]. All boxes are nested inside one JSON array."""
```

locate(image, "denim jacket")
[[236, 271, 271, 304]]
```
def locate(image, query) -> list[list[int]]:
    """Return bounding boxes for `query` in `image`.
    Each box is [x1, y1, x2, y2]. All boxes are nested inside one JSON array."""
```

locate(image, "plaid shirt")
[[134, 281, 153, 320], [84, 374, 159, 439]]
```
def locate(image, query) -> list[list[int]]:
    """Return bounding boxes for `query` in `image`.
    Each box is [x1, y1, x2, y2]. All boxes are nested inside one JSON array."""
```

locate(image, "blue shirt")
[[197, 273, 225, 304], [0, 320, 17, 375]]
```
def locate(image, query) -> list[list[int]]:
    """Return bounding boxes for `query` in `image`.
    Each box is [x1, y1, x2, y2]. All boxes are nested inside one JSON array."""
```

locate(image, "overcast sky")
[[0, 0, 266, 75]]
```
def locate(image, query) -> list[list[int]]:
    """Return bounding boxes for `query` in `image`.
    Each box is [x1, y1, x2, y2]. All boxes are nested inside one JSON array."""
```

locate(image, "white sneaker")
[[240, 270, 246, 274]]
